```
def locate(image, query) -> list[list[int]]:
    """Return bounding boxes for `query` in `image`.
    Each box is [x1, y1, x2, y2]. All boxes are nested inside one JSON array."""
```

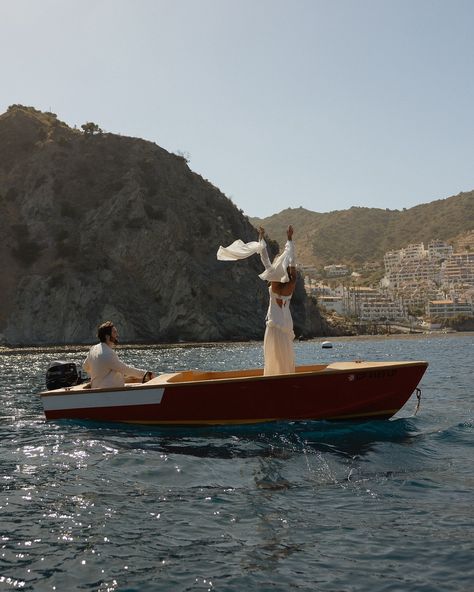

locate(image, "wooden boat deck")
[[146, 360, 426, 386]]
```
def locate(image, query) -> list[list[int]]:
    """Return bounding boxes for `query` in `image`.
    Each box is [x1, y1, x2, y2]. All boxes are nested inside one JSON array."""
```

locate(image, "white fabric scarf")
[[217, 238, 295, 283], [216, 240, 263, 261]]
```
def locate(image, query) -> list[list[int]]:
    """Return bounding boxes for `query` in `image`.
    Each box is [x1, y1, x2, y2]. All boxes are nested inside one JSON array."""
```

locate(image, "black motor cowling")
[[46, 360, 80, 391]]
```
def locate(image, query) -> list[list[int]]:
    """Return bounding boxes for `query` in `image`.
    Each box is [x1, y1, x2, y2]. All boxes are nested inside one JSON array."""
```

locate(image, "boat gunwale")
[[39, 360, 428, 398]]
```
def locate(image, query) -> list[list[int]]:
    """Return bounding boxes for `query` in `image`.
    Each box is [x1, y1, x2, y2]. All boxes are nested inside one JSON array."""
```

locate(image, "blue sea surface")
[[1, 334, 473, 591]]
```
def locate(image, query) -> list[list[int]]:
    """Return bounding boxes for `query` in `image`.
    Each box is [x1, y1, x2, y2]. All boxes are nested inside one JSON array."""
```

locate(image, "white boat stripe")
[[41, 388, 165, 411]]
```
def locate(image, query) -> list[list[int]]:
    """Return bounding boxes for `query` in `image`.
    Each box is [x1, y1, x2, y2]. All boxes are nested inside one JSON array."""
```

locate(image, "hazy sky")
[[2, 0, 474, 217]]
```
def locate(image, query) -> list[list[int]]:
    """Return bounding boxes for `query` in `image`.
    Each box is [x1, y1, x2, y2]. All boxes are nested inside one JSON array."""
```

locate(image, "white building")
[[358, 298, 406, 322], [441, 253, 474, 286], [324, 264, 349, 277], [344, 286, 406, 321], [428, 239, 453, 261], [402, 243, 426, 262], [427, 299, 473, 319], [383, 250, 403, 273], [318, 295, 345, 315]]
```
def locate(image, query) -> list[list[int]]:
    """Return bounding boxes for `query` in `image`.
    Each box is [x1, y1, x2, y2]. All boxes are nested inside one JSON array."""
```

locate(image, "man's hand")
[[287, 225, 294, 240], [142, 371, 157, 383]]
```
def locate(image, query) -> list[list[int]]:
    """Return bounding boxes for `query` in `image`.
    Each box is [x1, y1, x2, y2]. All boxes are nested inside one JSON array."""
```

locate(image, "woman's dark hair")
[[97, 321, 114, 342], [287, 266, 297, 281]]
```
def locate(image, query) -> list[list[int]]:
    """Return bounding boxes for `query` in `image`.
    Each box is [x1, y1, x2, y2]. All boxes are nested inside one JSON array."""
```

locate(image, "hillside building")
[[318, 295, 344, 315], [454, 230, 474, 252], [344, 286, 405, 321], [358, 298, 405, 322], [308, 237, 474, 325], [428, 239, 453, 261], [323, 264, 349, 277], [441, 252, 474, 286], [427, 299, 473, 318]]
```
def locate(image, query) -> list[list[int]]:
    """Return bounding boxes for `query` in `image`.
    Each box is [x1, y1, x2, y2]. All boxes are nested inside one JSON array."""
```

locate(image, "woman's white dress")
[[263, 288, 295, 376], [260, 240, 296, 375]]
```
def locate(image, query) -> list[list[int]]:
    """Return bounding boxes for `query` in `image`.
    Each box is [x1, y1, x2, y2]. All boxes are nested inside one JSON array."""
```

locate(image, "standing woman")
[[258, 225, 297, 375], [216, 224, 298, 375]]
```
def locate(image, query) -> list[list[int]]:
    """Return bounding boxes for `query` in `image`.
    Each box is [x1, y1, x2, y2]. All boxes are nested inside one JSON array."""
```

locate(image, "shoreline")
[[1, 330, 473, 355]]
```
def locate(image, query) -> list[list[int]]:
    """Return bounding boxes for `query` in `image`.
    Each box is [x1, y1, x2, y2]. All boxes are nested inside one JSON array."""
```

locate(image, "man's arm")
[[106, 348, 148, 380], [83, 351, 91, 374]]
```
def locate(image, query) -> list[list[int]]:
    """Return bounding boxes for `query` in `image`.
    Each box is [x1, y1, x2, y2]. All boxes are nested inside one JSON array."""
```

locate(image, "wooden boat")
[[39, 360, 428, 425]]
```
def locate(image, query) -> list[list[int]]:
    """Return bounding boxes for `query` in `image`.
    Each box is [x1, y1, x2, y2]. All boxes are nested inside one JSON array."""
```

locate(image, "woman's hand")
[[258, 226, 265, 240]]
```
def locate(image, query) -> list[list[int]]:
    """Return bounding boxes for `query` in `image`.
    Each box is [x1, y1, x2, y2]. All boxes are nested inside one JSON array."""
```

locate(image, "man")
[[83, 321, 156, 389]]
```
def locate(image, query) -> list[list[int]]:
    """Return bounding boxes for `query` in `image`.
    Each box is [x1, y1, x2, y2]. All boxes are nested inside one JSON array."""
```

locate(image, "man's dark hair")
[[97, 321, 114, 342]]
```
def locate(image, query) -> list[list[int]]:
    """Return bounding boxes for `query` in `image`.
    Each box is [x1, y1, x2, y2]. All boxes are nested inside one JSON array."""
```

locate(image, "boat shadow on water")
[[55, 415, 421, 460]]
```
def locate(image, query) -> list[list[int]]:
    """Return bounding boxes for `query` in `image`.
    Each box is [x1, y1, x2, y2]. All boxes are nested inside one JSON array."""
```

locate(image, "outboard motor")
[[46, 360, 82, 391]]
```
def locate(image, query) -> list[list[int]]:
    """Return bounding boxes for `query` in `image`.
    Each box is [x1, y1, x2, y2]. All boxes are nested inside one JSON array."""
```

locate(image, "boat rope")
[[413, 387, 422, 416]]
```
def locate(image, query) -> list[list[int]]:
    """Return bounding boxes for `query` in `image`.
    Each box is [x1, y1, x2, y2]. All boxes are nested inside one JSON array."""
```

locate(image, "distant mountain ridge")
[[251, 192, 474, 268]]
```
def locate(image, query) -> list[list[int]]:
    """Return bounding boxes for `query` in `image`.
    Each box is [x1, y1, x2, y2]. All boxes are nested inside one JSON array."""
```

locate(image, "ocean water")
[[0, 334, 473, 592]]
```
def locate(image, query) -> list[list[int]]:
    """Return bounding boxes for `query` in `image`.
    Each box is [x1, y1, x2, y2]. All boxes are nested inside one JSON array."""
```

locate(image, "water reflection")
[[51, 416, 420, 461]]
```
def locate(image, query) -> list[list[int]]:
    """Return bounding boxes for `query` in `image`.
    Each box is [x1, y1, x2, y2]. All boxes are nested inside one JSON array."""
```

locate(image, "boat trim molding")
[[42, 387, 165, 411]]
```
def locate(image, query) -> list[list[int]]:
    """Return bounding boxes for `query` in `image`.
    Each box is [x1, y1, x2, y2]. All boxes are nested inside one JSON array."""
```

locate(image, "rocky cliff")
[[0, 106, 330, 345]]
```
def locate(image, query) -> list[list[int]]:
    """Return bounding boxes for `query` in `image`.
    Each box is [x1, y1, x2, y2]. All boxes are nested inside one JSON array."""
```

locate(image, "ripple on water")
[[1, 336, 474, 590]]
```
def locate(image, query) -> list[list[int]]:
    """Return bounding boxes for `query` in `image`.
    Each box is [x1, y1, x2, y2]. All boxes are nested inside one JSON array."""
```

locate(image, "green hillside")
[[251, 191, 474, 267]]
